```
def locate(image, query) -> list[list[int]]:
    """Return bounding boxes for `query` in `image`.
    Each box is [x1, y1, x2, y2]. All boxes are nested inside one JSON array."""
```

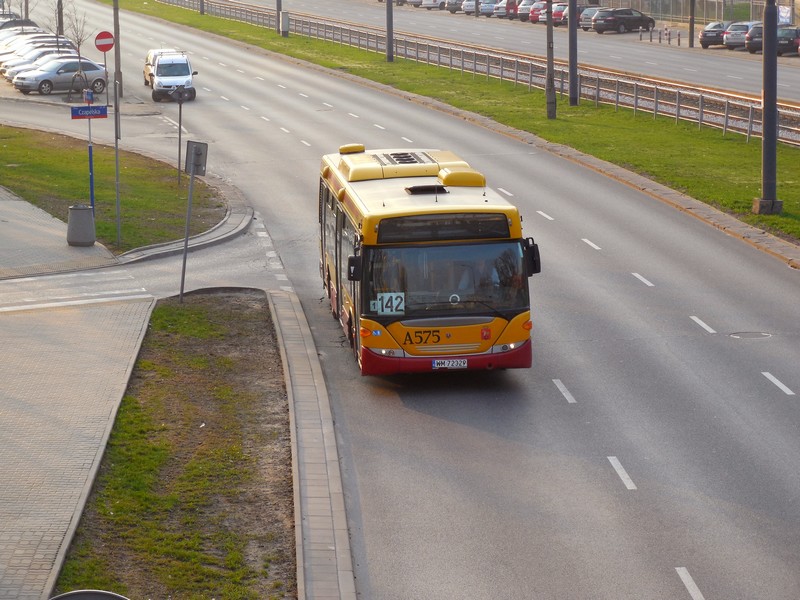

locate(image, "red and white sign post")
[[94, 31, 114, 105]]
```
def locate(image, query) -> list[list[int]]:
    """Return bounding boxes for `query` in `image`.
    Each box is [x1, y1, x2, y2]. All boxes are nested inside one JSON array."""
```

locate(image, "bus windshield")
[[364, 241, 528, 319]]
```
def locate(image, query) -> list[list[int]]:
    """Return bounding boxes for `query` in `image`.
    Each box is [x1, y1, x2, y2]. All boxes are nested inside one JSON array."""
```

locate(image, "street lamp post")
[[754, 0, 782, 214]]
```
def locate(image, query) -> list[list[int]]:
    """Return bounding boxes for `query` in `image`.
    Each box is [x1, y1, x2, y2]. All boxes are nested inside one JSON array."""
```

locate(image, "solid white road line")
[[762, 372, 796, 395], [0, 294, 153, 313], [676, 567, 706, 600], [608, 456, 637, 490]]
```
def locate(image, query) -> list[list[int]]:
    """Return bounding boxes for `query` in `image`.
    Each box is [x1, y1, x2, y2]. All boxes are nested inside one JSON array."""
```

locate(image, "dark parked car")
[[699, 20, 733, 49], [745, 24, 763, 53], [592, 7, 655, 33], [0, 18, 36, 30], [777, 26, 800, 55]]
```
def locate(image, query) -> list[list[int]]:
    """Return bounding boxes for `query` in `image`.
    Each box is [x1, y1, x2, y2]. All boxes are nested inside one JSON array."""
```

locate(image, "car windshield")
[[157, 62, 190, 76], [364, 242, 528, 319]]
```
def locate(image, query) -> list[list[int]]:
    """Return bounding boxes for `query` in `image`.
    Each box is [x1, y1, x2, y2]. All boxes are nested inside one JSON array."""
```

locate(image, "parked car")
[[143, 48, 176, 86], [1, 44, 77, 77], [777, 26, 800, 55], [479, 0, 498, 16], [462, 0, 477, 14], [0, 36, 73, 63], [559, 4, 590, 27], [0, 18, 36, 30], [446, 0, 464, 12], [421, 0, 446, 9], [551, 3, 569, 25], [516, 0, 534, 21], [699, 20, 733, 49], [407, 0, 424, 6], [745, 23, 763, 53], [723, 21, 759, 49], [579, 6, 603, 30], [592, 7, 655, 33], [150, 51, 197, 102], [528, 0, 547, 23], [494, 0, 518, 18], [13, 57, 106, 95], [4, 50, 78, 81]]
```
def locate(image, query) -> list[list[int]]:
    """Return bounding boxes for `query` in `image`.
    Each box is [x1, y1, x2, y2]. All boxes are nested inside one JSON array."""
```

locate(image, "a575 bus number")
[[403, 330, 441, 345]]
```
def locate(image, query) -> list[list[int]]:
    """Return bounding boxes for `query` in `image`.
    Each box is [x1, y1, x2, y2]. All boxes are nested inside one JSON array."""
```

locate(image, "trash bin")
[[67, 204, 96, 247]]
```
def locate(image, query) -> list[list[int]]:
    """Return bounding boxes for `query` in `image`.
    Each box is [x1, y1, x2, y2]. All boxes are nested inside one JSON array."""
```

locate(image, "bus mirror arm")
[[348, 255, 363, 281], [524, 237, 541, 276]]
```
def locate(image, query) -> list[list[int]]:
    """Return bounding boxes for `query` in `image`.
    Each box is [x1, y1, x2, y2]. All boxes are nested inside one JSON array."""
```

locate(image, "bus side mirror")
[[524, 238, 541, 276], [348, 255, 362, 281]]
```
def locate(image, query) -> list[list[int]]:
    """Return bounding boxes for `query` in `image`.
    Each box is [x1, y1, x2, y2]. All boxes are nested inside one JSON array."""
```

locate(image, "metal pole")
[[177, 102, 183, 186], [567, 0, 577, 105], [545, 0, 556, 118], [276, 0, 282, 34], [387, 0, 394, 62], [113, 0, 122, 97], [114, 79, 121, 247], [179, 155, 196, 304], [88, 118, 95, 211], [755, 0, 782, 213]]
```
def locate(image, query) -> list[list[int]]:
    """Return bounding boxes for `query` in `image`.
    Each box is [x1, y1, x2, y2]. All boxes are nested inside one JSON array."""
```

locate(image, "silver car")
[[723, 21, 760, 49], [13, 56, 106, 95], [4, 50, 78, 81]]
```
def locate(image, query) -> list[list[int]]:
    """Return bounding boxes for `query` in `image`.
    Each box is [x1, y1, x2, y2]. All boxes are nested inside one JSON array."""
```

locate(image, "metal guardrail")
[[162, 0, 800, 145]]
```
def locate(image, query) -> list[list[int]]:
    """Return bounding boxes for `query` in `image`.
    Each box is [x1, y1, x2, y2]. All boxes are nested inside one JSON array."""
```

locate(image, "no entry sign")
[[94, 31, 114, 53]]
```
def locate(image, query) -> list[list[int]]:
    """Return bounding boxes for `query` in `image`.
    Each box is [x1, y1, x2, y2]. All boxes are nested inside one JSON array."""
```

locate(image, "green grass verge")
[[0, 125, 225, 253], [101, 0, 800, 244]]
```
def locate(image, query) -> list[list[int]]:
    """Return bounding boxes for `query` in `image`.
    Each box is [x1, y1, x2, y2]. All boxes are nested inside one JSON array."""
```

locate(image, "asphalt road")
[[6, 2, 800, 598]]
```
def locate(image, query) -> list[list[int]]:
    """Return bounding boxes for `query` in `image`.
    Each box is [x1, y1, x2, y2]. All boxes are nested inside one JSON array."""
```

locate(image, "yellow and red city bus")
[[319, 144, 541, 376]]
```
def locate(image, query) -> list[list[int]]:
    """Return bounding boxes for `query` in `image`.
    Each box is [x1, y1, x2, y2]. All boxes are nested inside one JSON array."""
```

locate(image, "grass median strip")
[[54, 290, 296, 599]]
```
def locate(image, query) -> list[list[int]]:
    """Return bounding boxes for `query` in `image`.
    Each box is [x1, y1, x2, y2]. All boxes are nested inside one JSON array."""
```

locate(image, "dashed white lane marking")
[[608, 456, 637, 490], [537, 211, 554, 220], [676, 567, 706, 600], [553, 379, 576, 404], [582, 238, 601, 250], [690, 316, 716, 334], [632, 272, 654, 287], [762, 372, 795, 395], [498, 187, 513, 197]]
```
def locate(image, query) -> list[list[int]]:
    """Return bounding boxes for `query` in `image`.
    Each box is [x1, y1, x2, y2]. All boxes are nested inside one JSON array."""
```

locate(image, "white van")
[[146, 50, 197, 102]]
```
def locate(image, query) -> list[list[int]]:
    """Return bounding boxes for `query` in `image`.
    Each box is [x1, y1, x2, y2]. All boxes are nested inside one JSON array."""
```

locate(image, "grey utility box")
[[67, 204, 96, 247]]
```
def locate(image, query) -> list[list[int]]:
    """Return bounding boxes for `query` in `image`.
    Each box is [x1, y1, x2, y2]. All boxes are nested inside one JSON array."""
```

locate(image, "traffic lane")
[[125, 33, 800, 598]]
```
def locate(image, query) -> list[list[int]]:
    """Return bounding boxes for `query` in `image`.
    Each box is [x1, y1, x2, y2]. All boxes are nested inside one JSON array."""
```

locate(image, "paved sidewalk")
[[0, 187, 355, 600]]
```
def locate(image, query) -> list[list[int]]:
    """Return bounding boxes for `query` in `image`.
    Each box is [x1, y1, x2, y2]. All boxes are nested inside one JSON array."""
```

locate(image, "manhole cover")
[[729, 332, 772, 339]]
